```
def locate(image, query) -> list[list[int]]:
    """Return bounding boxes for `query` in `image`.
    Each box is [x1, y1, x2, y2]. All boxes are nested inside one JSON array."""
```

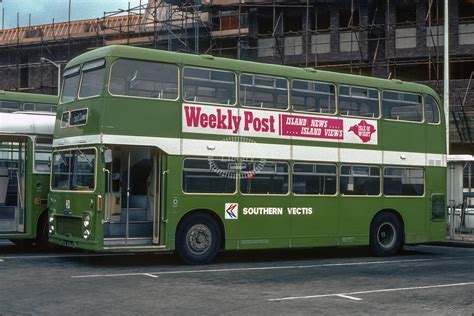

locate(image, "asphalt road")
[[0, 243, 473, 315]]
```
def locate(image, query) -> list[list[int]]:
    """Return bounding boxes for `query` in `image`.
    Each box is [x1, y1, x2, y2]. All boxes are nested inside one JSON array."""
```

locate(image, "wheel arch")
[[176, 208, 226, 250], [35, 207, 49, 240], [371, 208, 405, 242]]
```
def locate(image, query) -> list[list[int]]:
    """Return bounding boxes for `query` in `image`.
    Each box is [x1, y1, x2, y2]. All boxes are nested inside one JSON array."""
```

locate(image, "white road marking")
[[269, 281, 474, 302], [0, 259, 3, 262], [144, 273, 159, 278], [336, 294, 362, 301], [71, 257, 434, 279]]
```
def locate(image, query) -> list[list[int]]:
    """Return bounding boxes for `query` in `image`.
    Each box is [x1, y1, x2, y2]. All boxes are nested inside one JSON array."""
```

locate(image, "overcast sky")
[[1, 0, 143, 29]]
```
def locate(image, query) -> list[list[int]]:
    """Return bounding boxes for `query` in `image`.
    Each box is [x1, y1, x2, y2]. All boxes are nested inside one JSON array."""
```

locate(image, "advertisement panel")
[[183, 103, 378, 145]]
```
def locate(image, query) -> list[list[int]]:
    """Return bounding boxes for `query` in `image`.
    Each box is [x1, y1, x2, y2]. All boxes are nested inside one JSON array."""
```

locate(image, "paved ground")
[[0, 242, 473, 315]]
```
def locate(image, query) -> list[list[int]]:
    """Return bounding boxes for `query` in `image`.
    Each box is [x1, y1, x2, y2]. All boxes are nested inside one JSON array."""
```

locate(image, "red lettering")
[[208, 114, 217, 128], [244, 111, 253, 131], [253, 118, 262, 131], [269, 115, 276, 132], [184, 106, 201, 127], [229, 110, 242, 134], [216, 109, 227, 129], [261, 118, 269, 132], [200, 113, 209, 128]]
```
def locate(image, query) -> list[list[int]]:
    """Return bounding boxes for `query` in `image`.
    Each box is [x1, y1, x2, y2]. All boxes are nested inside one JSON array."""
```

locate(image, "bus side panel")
[[426, 166, 447, 242], [380, 117, 427, 153], [28, 173, 51, 237], [382, 197, 429, 243], [236, 196, 291, 250], [164, 156, 240, 252], [290, 196, 340, 248], [339, 197, 383, 245]]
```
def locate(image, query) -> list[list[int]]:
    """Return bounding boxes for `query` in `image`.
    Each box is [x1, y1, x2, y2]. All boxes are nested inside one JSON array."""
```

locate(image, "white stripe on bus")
[[53, 134, 446, 167]]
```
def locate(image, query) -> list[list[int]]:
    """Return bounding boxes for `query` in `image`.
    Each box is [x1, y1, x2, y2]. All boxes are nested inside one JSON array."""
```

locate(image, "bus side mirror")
[[104, 149, 112, 164]]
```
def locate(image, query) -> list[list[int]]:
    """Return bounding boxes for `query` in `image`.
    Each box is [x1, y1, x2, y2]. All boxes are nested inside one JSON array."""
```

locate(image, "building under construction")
[[0, 0, 473, 153]]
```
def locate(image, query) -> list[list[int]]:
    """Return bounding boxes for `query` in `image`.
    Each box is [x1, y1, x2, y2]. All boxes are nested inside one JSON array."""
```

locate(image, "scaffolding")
[[0, 0, 210, 93], [0, 0, 473, 145]]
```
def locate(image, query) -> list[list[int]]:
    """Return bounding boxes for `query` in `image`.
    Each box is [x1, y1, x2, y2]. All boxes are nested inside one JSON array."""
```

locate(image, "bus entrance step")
[[120, 208, 148, 222], [122, 195, 147, 209], [0, 219, 17, 232], [103, 237, 153, 247], [0, 206, 16, 220], [104, 222, 153, 238]]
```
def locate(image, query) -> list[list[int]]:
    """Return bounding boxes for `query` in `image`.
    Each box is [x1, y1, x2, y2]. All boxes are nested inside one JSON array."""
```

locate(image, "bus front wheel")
[[176, 213, 221, 265], [9, 239, 34, 248], [36, 214, 49, 249], [369, 212, 403, 257]]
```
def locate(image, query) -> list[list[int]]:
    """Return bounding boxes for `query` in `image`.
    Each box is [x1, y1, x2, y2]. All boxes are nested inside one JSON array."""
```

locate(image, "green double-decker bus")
[[0, 91, 57, 247], [49, 45, 446, 264]]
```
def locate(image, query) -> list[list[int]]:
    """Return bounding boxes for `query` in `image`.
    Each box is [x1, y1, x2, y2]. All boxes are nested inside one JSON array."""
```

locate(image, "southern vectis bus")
[[0, 91, 57, 246], [48, 45, 446, 264], [0, 90, 57, 113]]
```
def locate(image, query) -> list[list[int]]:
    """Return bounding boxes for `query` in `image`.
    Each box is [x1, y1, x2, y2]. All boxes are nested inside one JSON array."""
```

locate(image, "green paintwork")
[[48, 45, 447, 252], [0, 90, 58, 105], [0, 91, 58, 242], [0, 138, 51, 240]]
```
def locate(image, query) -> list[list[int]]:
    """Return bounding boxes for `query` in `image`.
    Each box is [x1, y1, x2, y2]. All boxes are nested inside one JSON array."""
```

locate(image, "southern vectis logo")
[[348, 120, 377, 143], [225, 203, 238, 220]]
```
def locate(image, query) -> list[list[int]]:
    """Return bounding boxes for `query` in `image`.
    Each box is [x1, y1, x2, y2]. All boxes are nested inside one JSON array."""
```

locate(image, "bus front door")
[[104, 146, 158, 247], [0, 139, 26, 234]]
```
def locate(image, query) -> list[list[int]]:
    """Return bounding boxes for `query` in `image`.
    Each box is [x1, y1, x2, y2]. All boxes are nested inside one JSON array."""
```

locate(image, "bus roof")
[[65, 45, 440, 100], [0, 90, 58, 104], [0, 112, 55, 136]]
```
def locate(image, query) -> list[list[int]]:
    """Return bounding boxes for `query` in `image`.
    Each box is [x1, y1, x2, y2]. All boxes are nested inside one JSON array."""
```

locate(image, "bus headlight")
[[83, 214, 91, 228], [48, 215, 55, 234], [83, 229, 90, 239]]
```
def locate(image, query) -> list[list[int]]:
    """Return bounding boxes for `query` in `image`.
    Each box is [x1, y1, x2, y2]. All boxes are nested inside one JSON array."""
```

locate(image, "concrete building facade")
[[0, 0, 472, 152]]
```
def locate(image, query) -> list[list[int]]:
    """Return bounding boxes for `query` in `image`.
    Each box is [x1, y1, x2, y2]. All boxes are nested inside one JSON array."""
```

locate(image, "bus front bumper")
[[49, 235, 101, 251]]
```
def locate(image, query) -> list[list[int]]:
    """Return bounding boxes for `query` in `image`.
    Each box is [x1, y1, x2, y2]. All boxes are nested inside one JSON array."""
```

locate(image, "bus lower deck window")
[[340, 165, 380, 195]]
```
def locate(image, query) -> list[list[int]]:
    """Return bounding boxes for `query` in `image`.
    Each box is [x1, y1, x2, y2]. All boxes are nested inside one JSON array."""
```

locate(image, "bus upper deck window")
[[109, 59, 179, 100], [183, 67, 236, 105], [35, 103, 54, 112], [0, 100, 20, 112], [79, 59, 106, 99], [240, 73, 288, 110], [23, 103, 35, 111], [339, 85, 379, 118], [61, 65, 81, 103], [382, 91, 423, 122], [424, 95, 440, 124], [292, 80, 336, 114]]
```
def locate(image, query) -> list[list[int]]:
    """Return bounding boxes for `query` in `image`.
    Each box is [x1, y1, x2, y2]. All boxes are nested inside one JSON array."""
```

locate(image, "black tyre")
[[9, 239, 34, 249], [176, 213, 221, 265], [369, 212, 403, 257], [35, 214, 49, 249]]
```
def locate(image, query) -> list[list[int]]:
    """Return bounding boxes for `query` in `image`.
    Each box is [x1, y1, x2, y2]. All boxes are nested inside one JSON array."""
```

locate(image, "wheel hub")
[[377, 222, 396, 249], [186, 224, 212, 255]]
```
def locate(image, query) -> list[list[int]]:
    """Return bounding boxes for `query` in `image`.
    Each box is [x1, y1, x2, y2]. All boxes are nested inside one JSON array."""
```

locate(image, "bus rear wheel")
[[176, 213, 221, 265], [369, 212, 403, 257]]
